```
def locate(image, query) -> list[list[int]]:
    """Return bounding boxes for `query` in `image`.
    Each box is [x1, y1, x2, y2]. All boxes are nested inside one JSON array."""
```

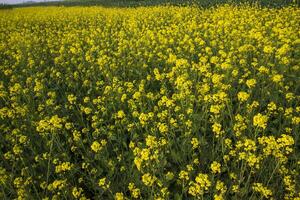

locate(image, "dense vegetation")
[[0, 0, 297, 8], [0, 2, 299, 200]]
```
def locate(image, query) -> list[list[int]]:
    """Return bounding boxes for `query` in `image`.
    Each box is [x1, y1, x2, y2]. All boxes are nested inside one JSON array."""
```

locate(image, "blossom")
[[211, 161, 221, 174], [253, 113, 268, 129], [237, 91, 250, 102]]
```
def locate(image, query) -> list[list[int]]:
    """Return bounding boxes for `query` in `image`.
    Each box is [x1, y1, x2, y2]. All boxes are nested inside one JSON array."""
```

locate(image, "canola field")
[[0, 5, 300, 200]]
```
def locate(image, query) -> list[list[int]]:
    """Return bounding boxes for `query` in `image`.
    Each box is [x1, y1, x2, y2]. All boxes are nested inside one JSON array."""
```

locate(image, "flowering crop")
[[0, 4, 299, 200]]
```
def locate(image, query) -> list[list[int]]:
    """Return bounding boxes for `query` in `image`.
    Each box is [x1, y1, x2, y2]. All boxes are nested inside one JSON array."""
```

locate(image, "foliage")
[[4, 0, 298, 8]]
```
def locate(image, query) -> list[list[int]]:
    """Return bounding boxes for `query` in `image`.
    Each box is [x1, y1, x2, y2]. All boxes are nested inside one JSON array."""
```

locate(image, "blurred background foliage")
[[0, 0, 298, 9]]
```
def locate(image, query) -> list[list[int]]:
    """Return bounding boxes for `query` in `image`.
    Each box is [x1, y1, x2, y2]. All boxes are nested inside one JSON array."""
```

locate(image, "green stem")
[[45, 132, 55, 197]]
